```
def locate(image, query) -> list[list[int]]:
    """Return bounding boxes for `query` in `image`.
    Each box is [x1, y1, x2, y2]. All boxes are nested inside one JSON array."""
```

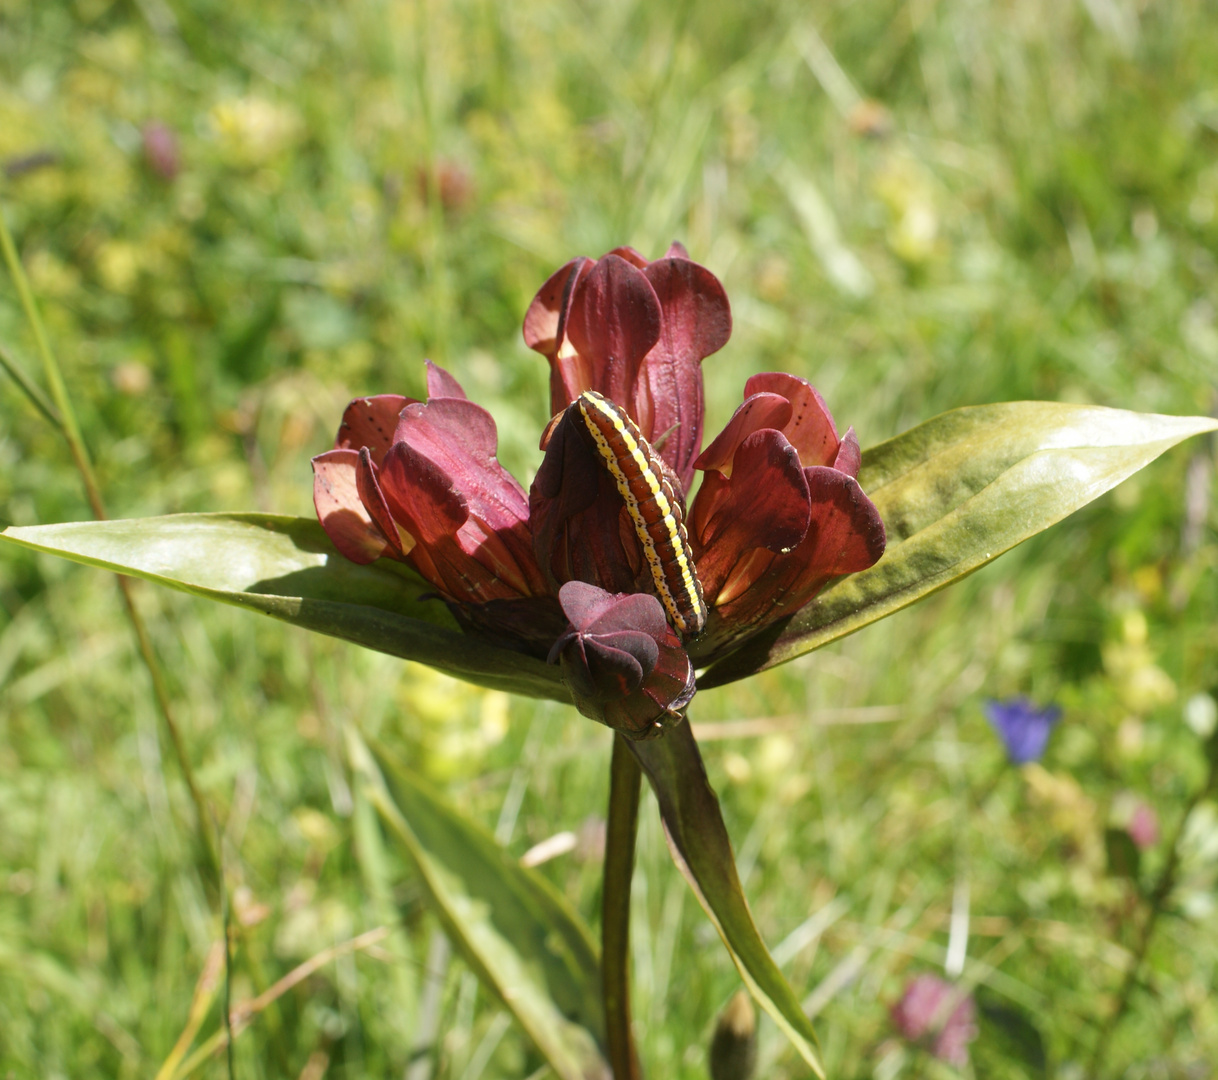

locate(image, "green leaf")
[[1104, 827, 1142, 881], [351, 734, 610, 1080], [629, 722, 825, 1078], [701, 404, 1218, 685], [0, 513, 567, 700], [973, 990, 1049, 1079]]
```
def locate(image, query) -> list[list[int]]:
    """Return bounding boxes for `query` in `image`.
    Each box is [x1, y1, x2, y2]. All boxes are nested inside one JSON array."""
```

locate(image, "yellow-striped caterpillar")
[[575, 391, 707, 638]]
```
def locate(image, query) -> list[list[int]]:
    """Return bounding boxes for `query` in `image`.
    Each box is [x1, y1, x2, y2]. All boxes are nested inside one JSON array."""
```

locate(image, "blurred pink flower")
[[142, 121, 180, 181], [890, 974, 978, 1067], [1127, 800, 1160, 850]]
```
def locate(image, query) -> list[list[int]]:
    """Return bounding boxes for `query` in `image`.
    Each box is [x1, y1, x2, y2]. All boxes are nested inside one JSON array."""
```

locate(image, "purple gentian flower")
[[984, 697, 1061, 764]]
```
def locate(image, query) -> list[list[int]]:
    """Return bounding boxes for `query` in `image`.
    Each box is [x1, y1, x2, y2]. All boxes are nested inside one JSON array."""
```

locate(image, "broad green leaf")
[[973, 990, 1049, 1078], [629, 722, 825, 1078], [701, 404, 1218, 686], [0, 513, 567, 700], [350, 734, 609, 1080]]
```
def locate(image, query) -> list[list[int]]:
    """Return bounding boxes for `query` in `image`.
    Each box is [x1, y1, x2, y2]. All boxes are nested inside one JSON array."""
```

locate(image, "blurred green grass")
[[2, 0, 1218, 1076]]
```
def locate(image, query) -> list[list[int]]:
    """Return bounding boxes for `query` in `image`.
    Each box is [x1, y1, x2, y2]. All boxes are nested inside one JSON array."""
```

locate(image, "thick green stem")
[[0, 203, 221, 885], [603, 734, 643, 1080]]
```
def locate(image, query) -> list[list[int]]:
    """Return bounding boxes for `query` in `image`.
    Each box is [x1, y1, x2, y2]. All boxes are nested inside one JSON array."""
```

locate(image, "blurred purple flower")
[[142, 121, 180, 181], [1127, 800, 1160, 850], [890, 974, 978, 1067], [984, 697, 1060, 765]]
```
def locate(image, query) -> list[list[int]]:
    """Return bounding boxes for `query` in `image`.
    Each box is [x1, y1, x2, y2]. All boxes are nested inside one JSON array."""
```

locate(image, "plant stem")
[[0, 202, 221, 885], [0, 339, 61, 425], [603, 734, 644, 1080], [1086, 744, 1218, 1078]]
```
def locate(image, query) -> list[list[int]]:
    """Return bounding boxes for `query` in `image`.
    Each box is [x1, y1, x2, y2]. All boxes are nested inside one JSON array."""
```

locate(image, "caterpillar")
[[575, 391, 707, 638]]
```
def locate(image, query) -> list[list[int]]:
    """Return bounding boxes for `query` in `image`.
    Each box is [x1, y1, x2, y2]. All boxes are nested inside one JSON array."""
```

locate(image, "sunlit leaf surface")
[[0, 513, 567, 700]]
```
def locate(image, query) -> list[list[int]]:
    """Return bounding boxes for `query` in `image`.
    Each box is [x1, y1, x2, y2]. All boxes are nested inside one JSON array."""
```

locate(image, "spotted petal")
[[334, 394, 413, 467], [312, 449, 391, 565], [741, 373, 840, 467]]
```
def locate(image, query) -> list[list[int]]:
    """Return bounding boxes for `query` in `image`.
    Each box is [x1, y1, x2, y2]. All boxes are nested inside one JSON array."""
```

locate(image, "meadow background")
[[3, 0, 1218, 1076]]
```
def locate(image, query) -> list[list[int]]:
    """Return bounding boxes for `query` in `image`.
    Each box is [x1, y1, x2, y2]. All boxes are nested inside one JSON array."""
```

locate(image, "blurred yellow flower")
[[873, 152, 941, 265], [210, 96, 302, 166], [1103, 609, 1177, 714], [95, 239, 141, 294]]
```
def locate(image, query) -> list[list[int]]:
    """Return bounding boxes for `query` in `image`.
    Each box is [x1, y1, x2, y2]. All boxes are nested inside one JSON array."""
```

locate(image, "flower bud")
[[548, 582, 695, 739], [709, 990, 757, 1080]]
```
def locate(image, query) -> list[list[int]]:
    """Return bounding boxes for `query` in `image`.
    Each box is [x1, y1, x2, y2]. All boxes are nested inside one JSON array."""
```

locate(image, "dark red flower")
[[549, 582, 695, 739], [687, 372, 885, 661], [313, 246, 886, 737], [523, 243, 731, 494], [312, 362, 563, 652]]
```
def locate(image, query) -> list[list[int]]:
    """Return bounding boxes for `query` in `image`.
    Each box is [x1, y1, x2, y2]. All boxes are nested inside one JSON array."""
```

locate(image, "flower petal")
[[984, 698, 1061, 765], [550, 583, 696, 739], [891, 975, 977, 1067], [378, 440, 469, 546], [393, 397, 533, 539], [425, 360, 467, 400], [580, 635, 650, 694], [376, 435, 535, 603], [312, 449, 390, 564], [708, 466, 885, 633], [604, 245, 650, 268], [798, 466, 888, 576], [742, 373, 840, 467], [557, 581, 672, 641], [335, 395, 413, 467], [695, 392, 793, 476], [356, 448, 411, 557], [834, 426, 861, 478], [637, 257, 732, 489], [523, 257, 595, 415], [552, 579, 637, 633], [690, 429, 811, 601], [341, 383, 546, 603], [522, 257, 583, 358], [565, 255, 662, 411], [607, 639, 696, 739]]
